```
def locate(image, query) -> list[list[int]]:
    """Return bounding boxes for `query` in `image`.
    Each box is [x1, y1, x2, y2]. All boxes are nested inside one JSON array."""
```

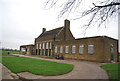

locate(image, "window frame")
[[39, 43, 41, 49], [46, 42, 49, 49], [72, 45, 76, 54], [55, 46, 58, 53], [21, 48, 26, 52], [88, 44, 94, 54], [60, 46, 63, 53], [79, 45, 84, 54], [27, 48, 29, 52], [65, 46, 69, 54], [36, 43, 39, 49], [42, 43, 45, 49]]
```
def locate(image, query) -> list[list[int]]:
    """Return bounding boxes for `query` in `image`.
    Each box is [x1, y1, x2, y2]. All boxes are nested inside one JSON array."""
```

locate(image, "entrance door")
[[36, 49, 37, 55], [42, 49, 44, 56], [49, 49, 51, 56], [110, 47, 114, 61], [45, 49, 48, 56], [39, 49, 41, 55]]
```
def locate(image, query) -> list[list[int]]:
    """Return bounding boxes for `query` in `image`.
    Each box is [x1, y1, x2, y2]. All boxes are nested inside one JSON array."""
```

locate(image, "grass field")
[[0, 50, 20, 55], [119, 56, 120, 62], [101, 63, 119, 81], [0, 50, 20, 62], [2, 54, 74, 76], [101, 56, 120, 81]]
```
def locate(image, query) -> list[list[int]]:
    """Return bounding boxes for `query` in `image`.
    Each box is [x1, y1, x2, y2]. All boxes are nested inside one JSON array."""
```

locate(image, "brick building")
[[20, 44, 34, 55], [20, 20, 119, 62]]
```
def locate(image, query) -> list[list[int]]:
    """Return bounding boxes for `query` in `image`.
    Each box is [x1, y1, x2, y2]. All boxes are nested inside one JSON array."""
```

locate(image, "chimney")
[[64, 19, 70, 29], [42, 28, 46, 33]]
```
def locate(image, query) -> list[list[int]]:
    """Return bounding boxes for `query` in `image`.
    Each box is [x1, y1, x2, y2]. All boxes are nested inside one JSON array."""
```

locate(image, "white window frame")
[[79, 45, 84, 54], [88, 44, 94, 54], [65, 46, 69, 53], [21, 48, 26, 52], [36, 43, 39, 49], [46, 42, 49, 49], [27, 48, 29, 52], [55, 46, 57, 53], [72, 45, 76, 54], [60, 46, 63, 53], [42, 43, 45, 49], [39, 43, 41, 49]]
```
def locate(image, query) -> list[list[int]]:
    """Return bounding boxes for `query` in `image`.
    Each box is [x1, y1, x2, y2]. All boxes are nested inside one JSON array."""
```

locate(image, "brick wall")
[[54, 36, 118, 62]]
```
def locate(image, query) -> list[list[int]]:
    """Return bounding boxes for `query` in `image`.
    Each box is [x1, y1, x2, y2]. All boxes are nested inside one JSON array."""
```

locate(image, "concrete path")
[[1, 63, 19, 79], [3, 54, 109, 79]]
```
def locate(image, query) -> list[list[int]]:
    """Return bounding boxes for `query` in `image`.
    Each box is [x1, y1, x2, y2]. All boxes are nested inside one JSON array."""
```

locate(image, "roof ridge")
[[45, 26, 63, 33], [37, 26, 64, 38]]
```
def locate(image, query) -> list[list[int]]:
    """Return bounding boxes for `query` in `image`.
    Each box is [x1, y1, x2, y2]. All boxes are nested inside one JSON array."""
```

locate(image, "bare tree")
[[44, 0, 120, 33]]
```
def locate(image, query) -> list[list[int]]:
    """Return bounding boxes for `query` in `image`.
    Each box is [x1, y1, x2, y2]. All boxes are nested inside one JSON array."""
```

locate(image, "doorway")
[[42, 49, 44, 56], [110, 47, 114, 61]]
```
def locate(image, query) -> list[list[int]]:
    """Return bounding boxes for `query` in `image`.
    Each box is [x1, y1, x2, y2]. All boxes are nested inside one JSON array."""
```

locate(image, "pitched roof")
[[37, 27, 63, 38], [75, 36, 118, 41]]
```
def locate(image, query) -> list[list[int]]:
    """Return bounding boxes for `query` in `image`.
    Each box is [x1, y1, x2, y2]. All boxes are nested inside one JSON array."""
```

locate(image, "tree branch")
[[95, 2, 120, 8], [44, 0, 119, 34]]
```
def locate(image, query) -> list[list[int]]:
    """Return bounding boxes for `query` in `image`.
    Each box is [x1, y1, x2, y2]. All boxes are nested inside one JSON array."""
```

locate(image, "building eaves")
[[75, 36, 118, 40]]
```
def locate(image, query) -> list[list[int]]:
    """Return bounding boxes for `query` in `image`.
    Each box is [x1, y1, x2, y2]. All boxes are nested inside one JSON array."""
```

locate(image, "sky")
[[0, 0, 119, 50]]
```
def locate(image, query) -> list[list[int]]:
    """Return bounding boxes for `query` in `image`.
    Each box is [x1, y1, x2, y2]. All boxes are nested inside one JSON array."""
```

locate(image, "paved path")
[[3, 54, 109, 79], [1, 63, 19, 79]]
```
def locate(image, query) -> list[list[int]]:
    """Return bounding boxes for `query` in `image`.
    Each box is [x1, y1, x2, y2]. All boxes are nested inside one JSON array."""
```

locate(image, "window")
[[60, 46, 63, 53], [55, 46, 57, 53], [72, 45, 76, 53], [46, 42, 49, 49], [36, 43, 38, 49], [32, 48, 34, 52], [42, 43, 45, 49], [21, 48, 26, 52], [88, 45, 94, 54], [39, 44, 41, 49], [79, 45, 84, 54], [65, 46, 69, 53], [27, 48, 29, 52]]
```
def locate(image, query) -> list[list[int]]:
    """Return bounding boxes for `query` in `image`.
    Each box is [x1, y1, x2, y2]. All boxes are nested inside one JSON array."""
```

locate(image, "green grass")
[[101, 63, 119, 81], [0, 50, 20, 63], [2, 55, 74, 76], [0, 50, 20, 55], [119, 56, 120, 62]]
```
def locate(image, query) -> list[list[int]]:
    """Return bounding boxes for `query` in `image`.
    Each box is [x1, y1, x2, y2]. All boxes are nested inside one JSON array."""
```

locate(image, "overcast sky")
[[0, 0, 119, 50]]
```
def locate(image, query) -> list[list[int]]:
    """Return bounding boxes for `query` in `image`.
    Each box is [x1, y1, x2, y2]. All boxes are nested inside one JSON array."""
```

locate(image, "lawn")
[[101, 63, 119, 81], [0, 50, 20, 63], [119, 56, 120, 62], [2, 55, 74, 76], [0, 50, 20, 55]]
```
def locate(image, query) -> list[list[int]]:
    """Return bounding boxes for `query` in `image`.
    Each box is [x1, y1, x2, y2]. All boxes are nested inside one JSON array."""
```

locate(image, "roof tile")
[[37, 27, 63, 38]]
